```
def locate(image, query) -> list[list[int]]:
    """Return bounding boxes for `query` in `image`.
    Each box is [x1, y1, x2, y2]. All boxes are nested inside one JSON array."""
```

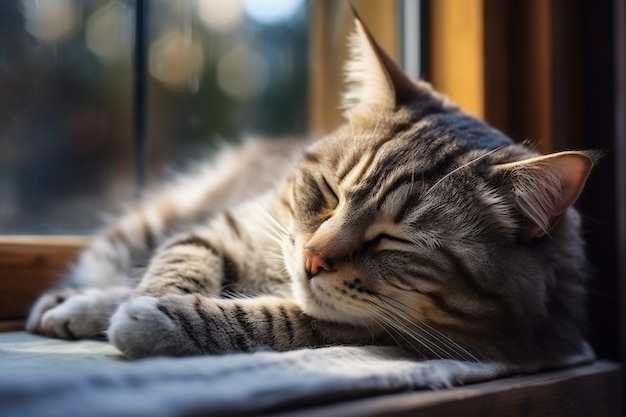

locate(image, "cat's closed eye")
[[320, 176, 339, 207], [364, 233, 413, 252]]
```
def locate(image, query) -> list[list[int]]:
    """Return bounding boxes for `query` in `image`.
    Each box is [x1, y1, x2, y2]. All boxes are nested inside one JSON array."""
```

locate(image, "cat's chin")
[[290, 273, 371, 326]]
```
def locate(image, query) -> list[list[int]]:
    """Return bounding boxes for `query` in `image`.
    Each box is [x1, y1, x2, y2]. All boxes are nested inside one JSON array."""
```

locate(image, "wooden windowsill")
[[273, 361, 621, 417], [0, 235, 88, 327]]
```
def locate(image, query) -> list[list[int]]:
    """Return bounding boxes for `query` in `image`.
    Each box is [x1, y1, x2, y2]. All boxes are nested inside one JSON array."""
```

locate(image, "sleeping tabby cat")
[[27, 15, 596, 366]]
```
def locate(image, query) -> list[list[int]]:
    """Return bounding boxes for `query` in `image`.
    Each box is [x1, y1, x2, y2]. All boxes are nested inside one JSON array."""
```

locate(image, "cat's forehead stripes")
[[336, 148, 375, 187], [335, 153, 359, 184], [338, 145, 465, 210], [335, 135, 389, 185]]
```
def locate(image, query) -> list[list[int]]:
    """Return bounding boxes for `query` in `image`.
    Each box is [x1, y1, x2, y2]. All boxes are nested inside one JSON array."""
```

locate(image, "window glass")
[[0, 0, 308, 234]]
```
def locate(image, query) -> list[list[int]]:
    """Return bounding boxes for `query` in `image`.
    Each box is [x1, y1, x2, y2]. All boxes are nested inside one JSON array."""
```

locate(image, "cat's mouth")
[[304, 276, 373, 324], [294, 261, 380, 325], [284, 237, 374, 324]]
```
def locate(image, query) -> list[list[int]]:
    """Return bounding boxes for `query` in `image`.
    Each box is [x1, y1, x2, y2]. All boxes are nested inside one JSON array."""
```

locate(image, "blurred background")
[[0, 0, 308, 234]]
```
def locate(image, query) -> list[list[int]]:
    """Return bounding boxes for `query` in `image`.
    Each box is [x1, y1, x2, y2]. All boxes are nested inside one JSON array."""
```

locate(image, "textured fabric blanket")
[[0, 331, 588, 417]]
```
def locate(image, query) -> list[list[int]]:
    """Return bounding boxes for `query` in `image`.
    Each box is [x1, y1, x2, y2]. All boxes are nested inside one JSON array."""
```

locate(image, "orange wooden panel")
[[0, 236, 87, 322], [428, 0, 484, 118]]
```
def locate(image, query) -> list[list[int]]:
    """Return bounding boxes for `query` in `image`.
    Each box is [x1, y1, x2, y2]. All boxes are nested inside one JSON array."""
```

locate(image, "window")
[[0, 0, 308, 235]]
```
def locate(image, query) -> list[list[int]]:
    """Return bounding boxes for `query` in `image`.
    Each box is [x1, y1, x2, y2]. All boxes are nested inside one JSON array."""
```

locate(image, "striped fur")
[[28, 16, 595, 366]]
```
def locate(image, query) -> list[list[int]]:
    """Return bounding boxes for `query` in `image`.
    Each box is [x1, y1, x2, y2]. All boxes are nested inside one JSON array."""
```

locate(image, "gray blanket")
[[0, 331, 588, 417]]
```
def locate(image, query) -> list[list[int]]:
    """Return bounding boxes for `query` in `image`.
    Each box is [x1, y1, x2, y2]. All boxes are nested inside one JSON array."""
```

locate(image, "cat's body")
[[28, 16, 595, 368]]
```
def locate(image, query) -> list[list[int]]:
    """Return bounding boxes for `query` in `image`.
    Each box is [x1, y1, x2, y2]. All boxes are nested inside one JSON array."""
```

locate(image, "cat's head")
[[279, 15, 595, 362]]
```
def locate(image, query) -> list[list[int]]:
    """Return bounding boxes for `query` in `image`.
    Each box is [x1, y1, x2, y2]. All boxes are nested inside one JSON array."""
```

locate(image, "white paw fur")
[[27, 287, 133, 339], [108, 296, 179, 359], [40, 291, 103, 338], [26, 291, 68, 334]]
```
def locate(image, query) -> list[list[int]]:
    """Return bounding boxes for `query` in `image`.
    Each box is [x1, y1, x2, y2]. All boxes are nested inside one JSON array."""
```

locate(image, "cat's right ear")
[[494, 151, 597, 239]]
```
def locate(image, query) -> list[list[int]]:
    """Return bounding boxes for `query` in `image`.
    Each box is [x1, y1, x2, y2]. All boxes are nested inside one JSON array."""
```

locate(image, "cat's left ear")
[[343, 10, 423, 119], [494, 151, 597, 239]]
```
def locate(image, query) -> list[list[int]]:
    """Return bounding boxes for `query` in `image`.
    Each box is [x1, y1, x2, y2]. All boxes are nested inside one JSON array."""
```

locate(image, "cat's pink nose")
[[304, 247, 331, 278]]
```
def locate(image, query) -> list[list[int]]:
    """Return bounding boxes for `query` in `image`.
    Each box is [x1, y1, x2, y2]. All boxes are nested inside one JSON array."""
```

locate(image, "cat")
[[27, 14, 596, 367]]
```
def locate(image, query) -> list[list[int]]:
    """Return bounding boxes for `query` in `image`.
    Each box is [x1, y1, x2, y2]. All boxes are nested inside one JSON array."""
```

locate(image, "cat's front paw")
[[27, 288, 114, 339], [108, 296, 202, 359], [27, 288, 76, 336]]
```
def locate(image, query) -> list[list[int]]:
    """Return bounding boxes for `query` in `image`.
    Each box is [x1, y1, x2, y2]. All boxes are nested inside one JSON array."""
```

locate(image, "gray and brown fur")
[[28, 16, 596, 367]]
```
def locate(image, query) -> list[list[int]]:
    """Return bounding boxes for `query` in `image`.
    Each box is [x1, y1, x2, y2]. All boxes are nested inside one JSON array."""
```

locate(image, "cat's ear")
[[494, 151, 596, 239], [342, 10, 422, 119]]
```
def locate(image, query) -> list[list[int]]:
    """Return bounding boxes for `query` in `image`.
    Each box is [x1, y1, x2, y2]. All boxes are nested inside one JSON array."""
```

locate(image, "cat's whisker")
[[390, 306, 472, 362], [248, 216, 285, 245], [353, 306, 378, 337], [389, 311, 466, 361], [263, 233, 287, 248], [249, 207, 294, 251], [237, 212, 284, 245], [359, 304, 415, 356], [266, 231, 288, 247], [375, 294, 465, 358], [366, 289, 467, 360], [363, 302, 421, 349], [260, 221, 287, 241], [423, 146, 505, 200], [366, 300, 446, 358], [258, 244, 282, 254], [256, 214, 288, 238], [255, 201, 291, 237], [259, 254, 284, 263], [377, 293, 480, 363], [363, 298, 447, 359]]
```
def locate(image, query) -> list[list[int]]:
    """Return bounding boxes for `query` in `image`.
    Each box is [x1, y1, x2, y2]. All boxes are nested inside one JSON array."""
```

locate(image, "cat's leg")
[[109, 294, 377, 359], [130, 191, 288, 297], [132, 232, 231, 298], [27, 228, 231, 339], [26, 199, 181, 338]]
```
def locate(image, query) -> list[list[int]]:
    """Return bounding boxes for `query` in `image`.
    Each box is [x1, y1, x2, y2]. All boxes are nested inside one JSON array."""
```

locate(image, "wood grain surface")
[[0, 236, 87, 324]]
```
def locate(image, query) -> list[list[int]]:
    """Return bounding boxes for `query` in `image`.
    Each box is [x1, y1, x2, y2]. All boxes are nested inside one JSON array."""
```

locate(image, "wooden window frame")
[[1, 0, 624, 415]]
